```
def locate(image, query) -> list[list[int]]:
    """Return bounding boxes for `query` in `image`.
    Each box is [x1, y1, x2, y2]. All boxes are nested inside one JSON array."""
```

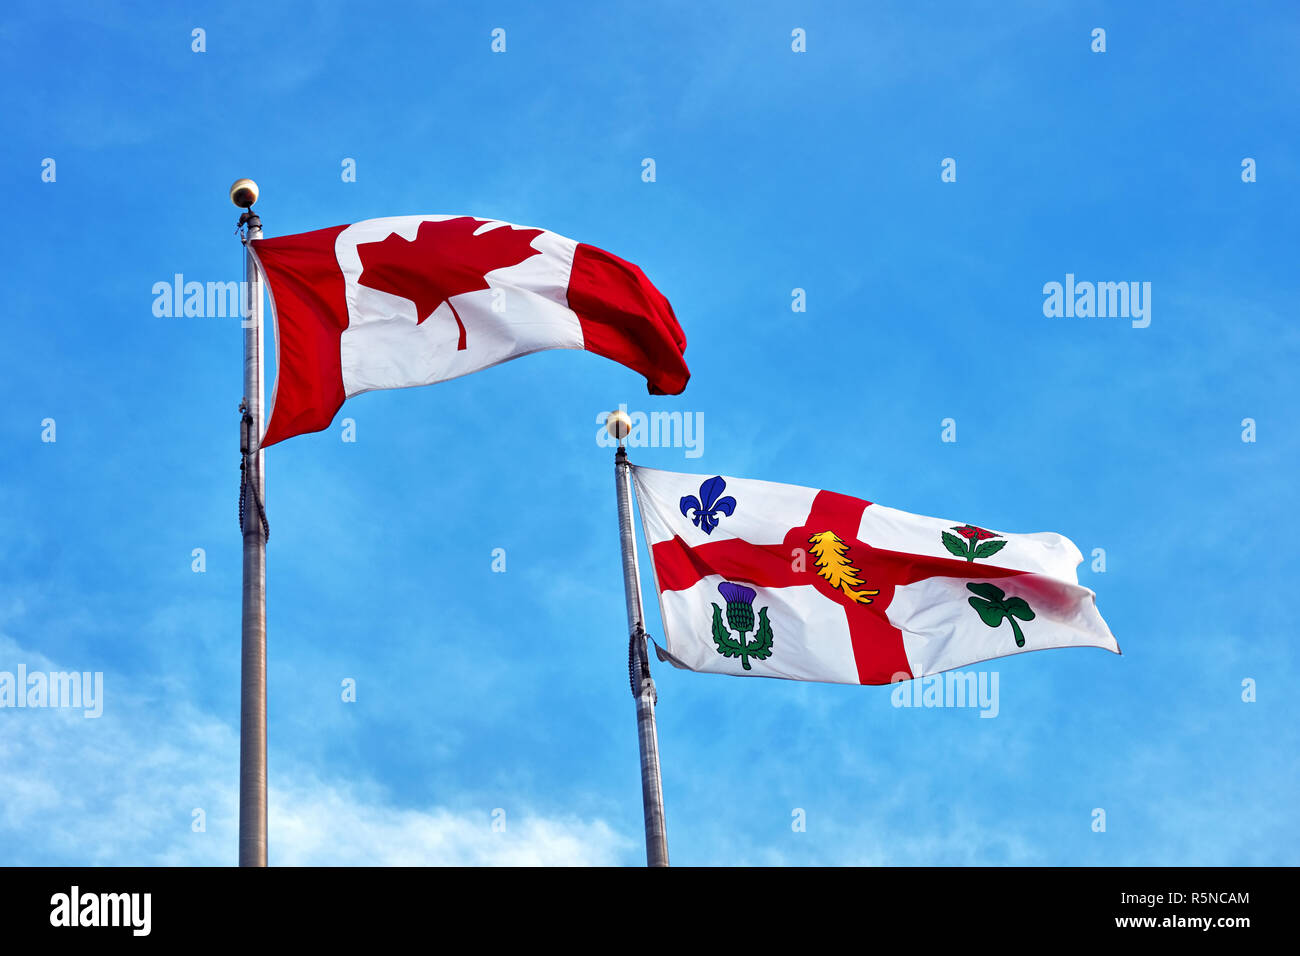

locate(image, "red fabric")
[[568, 243, 689, 395], [356, 217, 545, 351], [650, 492, 1027, 685], [251, 227, 350, 448], [250, 222, 690, 448]]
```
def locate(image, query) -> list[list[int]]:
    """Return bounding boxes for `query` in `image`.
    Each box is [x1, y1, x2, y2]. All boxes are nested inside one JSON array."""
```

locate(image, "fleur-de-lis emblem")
[[680, 476, 737, 535]]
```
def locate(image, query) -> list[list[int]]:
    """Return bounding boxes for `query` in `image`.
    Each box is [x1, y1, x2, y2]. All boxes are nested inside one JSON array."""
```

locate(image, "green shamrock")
[[966, 582, 1036, 648]]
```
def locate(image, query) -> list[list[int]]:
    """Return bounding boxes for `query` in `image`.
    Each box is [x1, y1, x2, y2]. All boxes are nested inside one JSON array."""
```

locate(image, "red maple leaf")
[[356, 217, 544, 351]]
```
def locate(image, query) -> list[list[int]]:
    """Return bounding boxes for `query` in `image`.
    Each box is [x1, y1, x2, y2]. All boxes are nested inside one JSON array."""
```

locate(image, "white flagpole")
[[610, 414, 669, 867], [232, 178, 267, 867]]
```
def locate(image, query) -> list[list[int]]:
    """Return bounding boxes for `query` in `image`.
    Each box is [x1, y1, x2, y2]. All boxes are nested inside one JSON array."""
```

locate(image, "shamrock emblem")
[[680, 476, 737, 535], [966, 582, 1036, 648]]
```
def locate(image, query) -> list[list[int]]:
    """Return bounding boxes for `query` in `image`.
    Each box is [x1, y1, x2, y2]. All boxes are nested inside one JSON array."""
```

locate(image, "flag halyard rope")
[[239, 400, 269, 541]]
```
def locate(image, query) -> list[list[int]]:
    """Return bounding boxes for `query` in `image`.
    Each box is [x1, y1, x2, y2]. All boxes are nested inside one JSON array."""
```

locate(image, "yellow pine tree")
[[807, 531, 880, 604]]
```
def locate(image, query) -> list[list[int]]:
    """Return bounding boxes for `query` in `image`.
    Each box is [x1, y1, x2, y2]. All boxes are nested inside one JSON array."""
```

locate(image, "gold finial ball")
[[229, 178, 259, 208], [606, 409, 633, 440]]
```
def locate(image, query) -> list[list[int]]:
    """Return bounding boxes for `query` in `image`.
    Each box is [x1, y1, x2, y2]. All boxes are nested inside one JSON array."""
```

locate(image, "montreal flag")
[[633, 466, 1120, 685], [249, 215, 689, 447]]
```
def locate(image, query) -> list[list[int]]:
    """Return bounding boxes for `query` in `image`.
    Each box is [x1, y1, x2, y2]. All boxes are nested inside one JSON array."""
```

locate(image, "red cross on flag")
[[249, 215, 689, 447], [632, 466, 1119, 685]]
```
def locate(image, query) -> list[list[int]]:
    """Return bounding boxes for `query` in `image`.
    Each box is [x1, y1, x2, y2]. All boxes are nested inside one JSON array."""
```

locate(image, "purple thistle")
[[718, 582, 756, 605], [717, 582, 757, 635]]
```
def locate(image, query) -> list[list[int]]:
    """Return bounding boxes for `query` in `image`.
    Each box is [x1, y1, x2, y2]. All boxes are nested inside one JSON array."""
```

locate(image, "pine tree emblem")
[[711, 583, 774, 670], [807, 531, 880, 604]]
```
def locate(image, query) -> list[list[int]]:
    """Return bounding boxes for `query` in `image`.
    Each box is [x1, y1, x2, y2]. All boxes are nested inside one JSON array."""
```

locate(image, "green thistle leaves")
[[711, 603, 774, 670]]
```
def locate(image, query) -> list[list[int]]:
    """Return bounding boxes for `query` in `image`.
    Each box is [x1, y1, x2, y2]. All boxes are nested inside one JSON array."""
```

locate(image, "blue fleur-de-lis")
[[680, 476, 737, 535]]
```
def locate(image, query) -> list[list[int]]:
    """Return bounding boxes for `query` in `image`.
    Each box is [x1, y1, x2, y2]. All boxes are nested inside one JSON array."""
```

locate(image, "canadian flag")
[[633, 466, 1120, 685], [249, 215, 689, 447]]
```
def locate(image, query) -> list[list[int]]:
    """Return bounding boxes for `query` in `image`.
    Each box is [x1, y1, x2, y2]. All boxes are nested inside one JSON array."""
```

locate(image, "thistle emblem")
[[942, 525, 1007, 563], [966, 582, 1036, 647], [680, 476, 737, 535], [710, 582, 774, 670], [807, 531, 879, 603]]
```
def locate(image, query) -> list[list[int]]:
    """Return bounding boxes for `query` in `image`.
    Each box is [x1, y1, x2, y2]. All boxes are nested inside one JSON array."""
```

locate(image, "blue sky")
[[1, 0, 1296, 865]]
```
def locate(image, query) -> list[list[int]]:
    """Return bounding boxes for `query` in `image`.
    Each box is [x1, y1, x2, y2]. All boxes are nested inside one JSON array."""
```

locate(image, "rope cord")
[[628, 624, 651, 699], [239, 406, 269, 542]]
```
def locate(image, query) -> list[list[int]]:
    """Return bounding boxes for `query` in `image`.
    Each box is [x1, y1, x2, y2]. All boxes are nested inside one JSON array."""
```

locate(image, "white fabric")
[[633, 465, 1120, 685], [634, 466, 817, 548], [857, 502, 1083, 582], [888, 574, 1118, 678], [658, 577, 860, 682], [333, 216, 584, 398]]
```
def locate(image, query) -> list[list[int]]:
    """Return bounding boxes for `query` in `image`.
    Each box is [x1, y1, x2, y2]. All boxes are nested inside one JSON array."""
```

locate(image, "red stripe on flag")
[[567, 243, 689, 395], [251, 226, 350, 447], [653, 536, 800, 593]]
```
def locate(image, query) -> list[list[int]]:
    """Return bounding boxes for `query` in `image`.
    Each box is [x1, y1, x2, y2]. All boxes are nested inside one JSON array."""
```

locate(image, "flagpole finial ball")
[[229, 178, 259, 208], [606, 409, 632, 441]]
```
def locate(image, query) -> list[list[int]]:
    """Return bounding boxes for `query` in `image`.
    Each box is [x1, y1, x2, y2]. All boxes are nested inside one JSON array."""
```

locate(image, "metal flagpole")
[[232, 178, 268, 867], [610, 412, 669, 867]]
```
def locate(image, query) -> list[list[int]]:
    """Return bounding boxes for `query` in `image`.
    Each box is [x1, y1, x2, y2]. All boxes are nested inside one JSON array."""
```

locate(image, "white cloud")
[[0, 633, 632, 866], [264, 779, 630, 866]]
